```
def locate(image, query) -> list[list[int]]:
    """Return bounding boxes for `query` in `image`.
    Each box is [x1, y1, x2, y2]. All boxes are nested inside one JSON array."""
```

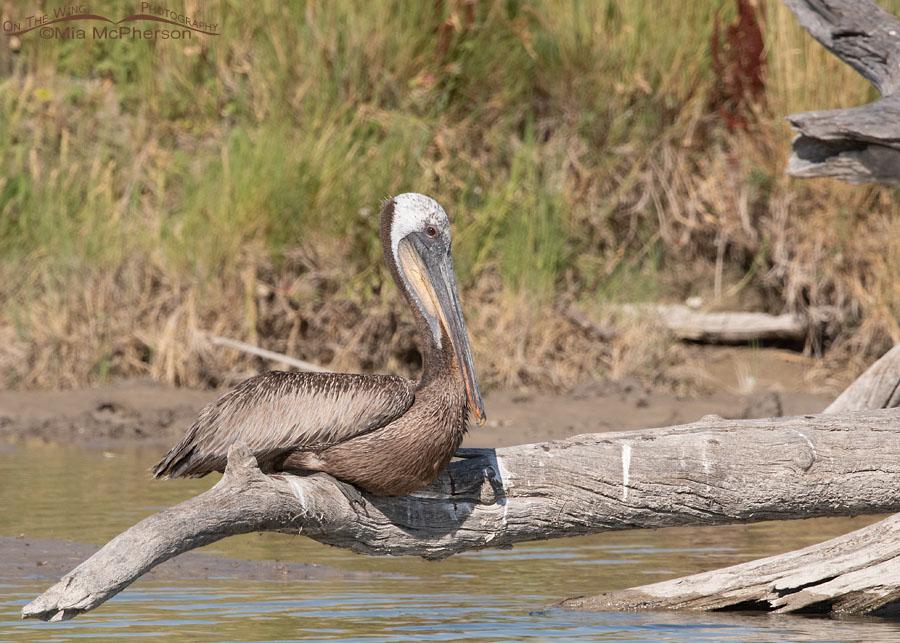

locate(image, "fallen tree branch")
[[787, 95, 900, 185], [560, 512, 900, 617], [23, 407, 900, 621], [562, 342, 900, 616], [784, 0, 900, 183], [208, 335, 328, 373], [783, 0, 900, 96], [619, 304, 807, 343]]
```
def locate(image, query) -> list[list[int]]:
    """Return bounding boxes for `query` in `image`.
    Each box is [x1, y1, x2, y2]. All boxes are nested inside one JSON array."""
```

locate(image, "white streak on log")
[[794, 430, 817, 467], [621, 443, 632, 501], [493, 453, 512, 490], [286, 477, 307, 508], [700, 442, 711, 492], [492, 454, 511, 534]]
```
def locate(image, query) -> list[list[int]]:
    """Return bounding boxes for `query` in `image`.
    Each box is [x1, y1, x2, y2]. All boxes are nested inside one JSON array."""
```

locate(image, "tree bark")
[[783, 0, 900, 96], [787, 95, 900, 185], [560, 343, 900, 616], [22, 404, 900, 621], [783, 0, 900, 183]]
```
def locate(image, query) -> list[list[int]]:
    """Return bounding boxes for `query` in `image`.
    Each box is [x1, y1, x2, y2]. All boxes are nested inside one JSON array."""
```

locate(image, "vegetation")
[[1, 0, 899, 391]]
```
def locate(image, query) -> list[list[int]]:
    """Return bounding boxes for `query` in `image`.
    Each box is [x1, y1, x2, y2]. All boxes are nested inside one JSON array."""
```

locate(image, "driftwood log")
[[618, 304, 808, 343], [22, 340, 900, 621], [784, 0, 900, 184], [560, 342, 900, 616]]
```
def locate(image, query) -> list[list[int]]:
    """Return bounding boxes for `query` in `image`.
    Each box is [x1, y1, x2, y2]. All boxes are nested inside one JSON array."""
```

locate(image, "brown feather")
[[151, 371, 415, 478], [285, 361, 469, 496]]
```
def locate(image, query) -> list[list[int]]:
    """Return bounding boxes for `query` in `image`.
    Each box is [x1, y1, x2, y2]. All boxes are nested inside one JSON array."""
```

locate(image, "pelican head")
[[382, 193, 486, 425]]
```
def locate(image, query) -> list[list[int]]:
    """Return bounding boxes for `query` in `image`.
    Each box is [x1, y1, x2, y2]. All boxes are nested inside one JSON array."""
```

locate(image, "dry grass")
[[1, 0, 900, 393]]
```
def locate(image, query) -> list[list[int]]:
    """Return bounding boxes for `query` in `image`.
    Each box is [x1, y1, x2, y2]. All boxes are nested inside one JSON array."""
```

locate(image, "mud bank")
[[0, 347, 834, 449]]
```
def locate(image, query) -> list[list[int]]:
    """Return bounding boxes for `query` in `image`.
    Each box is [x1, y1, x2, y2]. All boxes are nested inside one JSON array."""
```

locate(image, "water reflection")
[[1, 443, 898, 642]]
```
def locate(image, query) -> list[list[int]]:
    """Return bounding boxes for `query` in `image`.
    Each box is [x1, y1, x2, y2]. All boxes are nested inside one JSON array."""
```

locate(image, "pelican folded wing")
[[152, 371, 416, 478]]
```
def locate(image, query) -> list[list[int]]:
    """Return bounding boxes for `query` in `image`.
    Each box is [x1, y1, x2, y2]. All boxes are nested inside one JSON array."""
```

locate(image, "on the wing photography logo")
[[2, 3, 219, 41]]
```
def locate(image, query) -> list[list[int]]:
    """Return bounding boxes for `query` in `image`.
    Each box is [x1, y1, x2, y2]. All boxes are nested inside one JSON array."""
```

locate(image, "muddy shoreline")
[[0, 346, 835, 449], [0, 380, 831, 449]]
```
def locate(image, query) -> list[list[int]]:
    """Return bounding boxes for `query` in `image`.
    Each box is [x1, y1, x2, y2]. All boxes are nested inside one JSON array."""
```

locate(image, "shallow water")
[[2, 443, 899, 642]]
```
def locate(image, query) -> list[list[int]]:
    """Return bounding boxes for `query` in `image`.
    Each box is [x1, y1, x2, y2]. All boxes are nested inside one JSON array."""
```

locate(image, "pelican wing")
[[152, 371, 416, 478]]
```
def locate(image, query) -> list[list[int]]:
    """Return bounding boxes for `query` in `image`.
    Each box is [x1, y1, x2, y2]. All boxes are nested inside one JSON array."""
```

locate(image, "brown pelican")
[[152, 193, 485, 496]]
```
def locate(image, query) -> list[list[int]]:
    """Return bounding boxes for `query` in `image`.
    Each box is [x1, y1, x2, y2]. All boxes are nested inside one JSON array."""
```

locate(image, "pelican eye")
[[425, 225, 438, 239]]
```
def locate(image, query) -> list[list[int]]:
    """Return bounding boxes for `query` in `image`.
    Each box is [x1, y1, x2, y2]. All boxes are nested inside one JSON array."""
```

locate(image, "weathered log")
[[784, 0, 900, 95], [783, 0, 900, 183], [787, 95, 900, 185], [560, 513, 900, 617], [562, 343, 900, 616], [22, 407, 900, 621], [788, 95, 900, 146], [825, 343, 900, 413], [619, 304, 807, 343]]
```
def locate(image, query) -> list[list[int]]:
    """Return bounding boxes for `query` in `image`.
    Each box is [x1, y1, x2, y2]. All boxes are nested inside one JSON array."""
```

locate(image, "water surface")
[[2, 443, 898, 642]]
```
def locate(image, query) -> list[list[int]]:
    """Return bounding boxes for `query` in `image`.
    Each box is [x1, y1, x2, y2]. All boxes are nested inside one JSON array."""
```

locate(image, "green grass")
[[2, 0, 900, 389]]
